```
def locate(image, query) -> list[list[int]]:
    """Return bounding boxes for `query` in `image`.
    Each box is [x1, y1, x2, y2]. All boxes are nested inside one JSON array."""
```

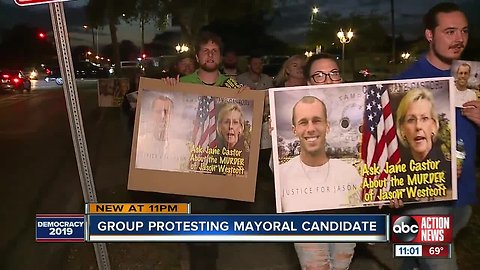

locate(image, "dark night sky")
[[1, 0, 478, 48]]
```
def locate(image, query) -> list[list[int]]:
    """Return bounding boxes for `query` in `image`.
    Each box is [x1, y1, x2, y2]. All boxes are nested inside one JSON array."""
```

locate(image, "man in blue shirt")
[[396, 2, 480, 270]]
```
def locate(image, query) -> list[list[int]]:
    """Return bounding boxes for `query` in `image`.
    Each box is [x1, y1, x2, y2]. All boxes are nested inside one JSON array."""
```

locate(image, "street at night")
[[1, 0, 480, 269]]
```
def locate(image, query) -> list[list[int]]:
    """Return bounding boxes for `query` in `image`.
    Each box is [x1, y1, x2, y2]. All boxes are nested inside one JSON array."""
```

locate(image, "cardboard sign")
[[128, 77, 264, 202]]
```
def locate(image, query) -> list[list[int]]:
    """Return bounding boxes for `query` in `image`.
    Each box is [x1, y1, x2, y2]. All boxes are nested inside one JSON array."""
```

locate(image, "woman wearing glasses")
[[292, 53, 356, 270]]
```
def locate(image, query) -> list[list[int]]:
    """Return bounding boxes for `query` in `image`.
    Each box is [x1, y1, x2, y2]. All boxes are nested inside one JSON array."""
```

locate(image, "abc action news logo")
[[391, 215, 452, 243]]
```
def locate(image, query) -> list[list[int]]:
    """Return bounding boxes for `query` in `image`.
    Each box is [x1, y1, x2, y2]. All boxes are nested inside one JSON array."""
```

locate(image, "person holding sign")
[[162, 31, 248, 270], [279, 53, 361, 270], [395, 3, 479, 270]]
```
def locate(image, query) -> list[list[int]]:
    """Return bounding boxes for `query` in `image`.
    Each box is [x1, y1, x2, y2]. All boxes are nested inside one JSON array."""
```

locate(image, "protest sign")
[[128, 77, 264, 202], [270, 77, 456, 213]]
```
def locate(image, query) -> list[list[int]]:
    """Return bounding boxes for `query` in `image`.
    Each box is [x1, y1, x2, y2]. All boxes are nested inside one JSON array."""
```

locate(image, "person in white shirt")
[[279, 96, 362, 213], [276, 54, 362, 270], [454, 63, 478, 107], [236, 55, 274, 90]]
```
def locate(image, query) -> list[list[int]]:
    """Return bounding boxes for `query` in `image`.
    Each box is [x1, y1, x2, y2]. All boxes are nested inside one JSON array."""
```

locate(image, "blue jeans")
[[294, 243, 356, 270], [399, 205, 457, 270]]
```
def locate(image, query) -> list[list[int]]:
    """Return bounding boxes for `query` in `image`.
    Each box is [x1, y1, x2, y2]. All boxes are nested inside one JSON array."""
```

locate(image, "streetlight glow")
[[337, 28, 354, 76], [310, 6, 319, 24], [347, 29, 354, 39], [304, 51, 314, 57], [175, 44, 190, 53]]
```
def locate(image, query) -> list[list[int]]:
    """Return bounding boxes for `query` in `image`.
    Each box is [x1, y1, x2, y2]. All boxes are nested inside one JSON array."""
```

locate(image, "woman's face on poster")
[[220, 110, 243, 148], [401, 99, 437, 160]]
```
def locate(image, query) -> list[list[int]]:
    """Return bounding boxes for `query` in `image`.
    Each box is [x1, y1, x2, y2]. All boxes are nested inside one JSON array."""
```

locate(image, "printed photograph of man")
[[135, 92, 191, 172], [277, 96, 362, 213], [452, 61, 479, 107]]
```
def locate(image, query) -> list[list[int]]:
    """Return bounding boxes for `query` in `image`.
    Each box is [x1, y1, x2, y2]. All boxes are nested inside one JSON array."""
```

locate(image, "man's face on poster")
[[220, 109, 243, 149], [292, 101, 329, 156], [456, 65, 470, 88], [152, 98, 172, 141]]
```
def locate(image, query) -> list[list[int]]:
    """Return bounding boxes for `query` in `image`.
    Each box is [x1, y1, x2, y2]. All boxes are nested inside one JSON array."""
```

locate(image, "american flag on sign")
[[192, 96, 217, 149], [361, 84, 400, 200]]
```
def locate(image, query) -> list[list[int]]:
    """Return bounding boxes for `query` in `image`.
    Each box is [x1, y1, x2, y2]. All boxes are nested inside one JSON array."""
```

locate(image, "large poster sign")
[[128, 77, 264, 202], [270, 77, 456, 213]]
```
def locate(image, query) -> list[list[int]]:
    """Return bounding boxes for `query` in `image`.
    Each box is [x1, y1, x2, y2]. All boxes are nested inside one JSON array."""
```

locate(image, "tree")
[[121, 0, 168, 54], [101, 40, 140, 61], [306, 12, 388, 54], [0, 24, 56, 68], [159, 0, 274, 45], [85, 0, 137, 74]]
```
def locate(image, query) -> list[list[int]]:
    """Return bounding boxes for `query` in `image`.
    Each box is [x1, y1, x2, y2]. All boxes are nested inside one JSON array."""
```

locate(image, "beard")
[[200, 62, 219, 72], [432, 41, 464, 66]]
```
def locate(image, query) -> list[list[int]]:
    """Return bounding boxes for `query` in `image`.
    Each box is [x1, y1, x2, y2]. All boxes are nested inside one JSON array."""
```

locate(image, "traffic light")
[[38, 32, 46, 39], [142, 53, 147, 59]]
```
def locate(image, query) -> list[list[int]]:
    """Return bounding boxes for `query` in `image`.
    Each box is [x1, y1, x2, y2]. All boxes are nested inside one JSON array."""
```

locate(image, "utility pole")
[[391, 0, 396, 73]]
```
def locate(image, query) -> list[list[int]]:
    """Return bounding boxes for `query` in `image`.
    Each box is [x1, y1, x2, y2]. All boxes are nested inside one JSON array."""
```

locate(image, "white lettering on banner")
[[233, 221, 297, 232], [37, 221, 84, 227], [302, 221, 377, 232]]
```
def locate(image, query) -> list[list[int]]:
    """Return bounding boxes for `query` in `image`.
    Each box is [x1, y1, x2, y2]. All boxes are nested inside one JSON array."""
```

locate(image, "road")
[[0, 80, 396, 270]]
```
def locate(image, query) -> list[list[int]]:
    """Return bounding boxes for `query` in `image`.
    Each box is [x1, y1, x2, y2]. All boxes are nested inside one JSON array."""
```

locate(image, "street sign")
[[14, 0, 71, 6]]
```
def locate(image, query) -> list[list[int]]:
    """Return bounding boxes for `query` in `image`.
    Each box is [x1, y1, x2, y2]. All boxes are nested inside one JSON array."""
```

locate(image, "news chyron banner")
[[391, 215, 453, 259], [36, 203, 389, 242], [35, 203, 189, 242]]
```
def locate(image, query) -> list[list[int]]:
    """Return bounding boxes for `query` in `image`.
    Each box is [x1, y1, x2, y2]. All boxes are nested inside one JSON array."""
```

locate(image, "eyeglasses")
[[310, 70, 342, 83], [405, 116, 433, 125]]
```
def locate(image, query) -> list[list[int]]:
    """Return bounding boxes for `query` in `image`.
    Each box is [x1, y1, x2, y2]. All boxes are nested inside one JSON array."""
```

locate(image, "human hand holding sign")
[[162, 75, 180, 86], [462, 100, 480, 126]]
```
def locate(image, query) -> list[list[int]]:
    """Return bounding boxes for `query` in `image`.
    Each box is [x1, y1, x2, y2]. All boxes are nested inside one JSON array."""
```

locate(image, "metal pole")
[[48, 3, 110, 270], [96, 28, 99, 56], [391, 0, 396, 72], [141, 17, 145, 54], [91, 28, 95, 54]]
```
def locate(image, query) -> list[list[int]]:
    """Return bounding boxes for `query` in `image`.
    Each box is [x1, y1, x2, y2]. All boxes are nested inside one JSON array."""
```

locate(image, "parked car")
[[0, 69, 31, 92], [44, 66, 63, 84], [74, 61, 110, 78]]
